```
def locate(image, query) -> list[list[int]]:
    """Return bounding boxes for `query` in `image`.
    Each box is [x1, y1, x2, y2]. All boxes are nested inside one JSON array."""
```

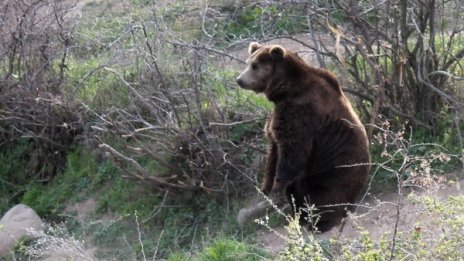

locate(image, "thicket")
[[0, 0, 463, 259]]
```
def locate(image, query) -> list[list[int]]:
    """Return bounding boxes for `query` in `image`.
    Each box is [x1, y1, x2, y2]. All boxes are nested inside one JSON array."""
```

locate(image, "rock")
[[0, 204, 44, 257]]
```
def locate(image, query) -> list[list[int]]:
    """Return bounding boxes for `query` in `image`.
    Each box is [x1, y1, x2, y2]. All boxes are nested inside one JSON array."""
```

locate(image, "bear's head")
[[236, 42, 288, 93], [236, 42, 341, 103]]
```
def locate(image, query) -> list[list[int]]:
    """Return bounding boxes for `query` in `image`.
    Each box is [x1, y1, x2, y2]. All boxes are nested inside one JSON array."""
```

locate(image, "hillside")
[[0, 0, 463, 260]]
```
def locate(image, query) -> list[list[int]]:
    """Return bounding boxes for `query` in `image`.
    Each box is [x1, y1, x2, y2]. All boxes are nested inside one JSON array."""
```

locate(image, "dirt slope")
[[257, 174, 464, 255]]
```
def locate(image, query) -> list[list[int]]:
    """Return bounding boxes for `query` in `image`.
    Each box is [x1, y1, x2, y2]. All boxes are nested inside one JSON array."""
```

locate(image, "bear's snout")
[[236, 77, 244, 87]]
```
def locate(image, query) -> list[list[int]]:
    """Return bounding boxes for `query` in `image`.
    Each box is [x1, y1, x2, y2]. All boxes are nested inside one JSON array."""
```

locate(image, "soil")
[[257, 173, 464, 255], [64, 198, 97, 223]]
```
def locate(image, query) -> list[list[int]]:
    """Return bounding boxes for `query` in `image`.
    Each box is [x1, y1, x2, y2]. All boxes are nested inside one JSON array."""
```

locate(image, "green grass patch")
[[64, 56, 131, 108], [20, 148, 111, 217], [218, 4, 307, 42], [205, 68, 273, 113], [197, 237, 267, 261]]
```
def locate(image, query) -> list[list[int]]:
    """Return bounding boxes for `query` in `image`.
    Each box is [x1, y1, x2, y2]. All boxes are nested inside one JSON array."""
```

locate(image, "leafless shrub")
[[0, 0, 78, 92], [0, 86, 82, 178], [83, 4, 267, 196], [0, 0, 83, 180], [367, 117, 459, 192], [303, 1, 464, 138], [361, 118, 459, 259]]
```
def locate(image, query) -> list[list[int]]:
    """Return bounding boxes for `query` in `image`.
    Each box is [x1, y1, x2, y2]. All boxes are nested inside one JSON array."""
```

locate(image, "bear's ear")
[[270, 45, 285, 60], [248, 42, 262, 55]]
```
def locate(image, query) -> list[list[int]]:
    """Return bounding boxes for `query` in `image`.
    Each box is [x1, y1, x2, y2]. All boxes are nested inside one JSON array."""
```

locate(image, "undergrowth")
[[11, 147, 261, 259]]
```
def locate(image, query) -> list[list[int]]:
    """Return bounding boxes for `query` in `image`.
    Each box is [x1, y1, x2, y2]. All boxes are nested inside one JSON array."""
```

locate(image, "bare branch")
[[99, 143, 192, 190]]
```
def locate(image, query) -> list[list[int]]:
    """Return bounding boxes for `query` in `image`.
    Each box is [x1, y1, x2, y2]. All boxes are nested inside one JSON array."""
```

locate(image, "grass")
[[218, 3, 307, 42], [9, 145, 262, 259], [196, 237, 267, 261], [20, 148, 108, 217]]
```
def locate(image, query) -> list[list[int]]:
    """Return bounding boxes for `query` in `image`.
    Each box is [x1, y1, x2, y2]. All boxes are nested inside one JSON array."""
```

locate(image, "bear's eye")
[[251, 63, 258, 70]]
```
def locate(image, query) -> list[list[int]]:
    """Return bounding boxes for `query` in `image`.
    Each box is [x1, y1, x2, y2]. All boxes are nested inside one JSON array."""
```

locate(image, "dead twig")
[[99, 143, 192, 190]]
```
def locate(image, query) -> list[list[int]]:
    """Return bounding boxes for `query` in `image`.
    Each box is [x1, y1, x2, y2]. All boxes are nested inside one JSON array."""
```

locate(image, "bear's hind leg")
[[306, 186, 349, 233], [285, 183, 349, 233]]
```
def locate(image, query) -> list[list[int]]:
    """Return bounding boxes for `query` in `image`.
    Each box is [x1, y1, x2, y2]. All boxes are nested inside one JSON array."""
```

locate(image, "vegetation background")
[[0, 0, 463, 260]]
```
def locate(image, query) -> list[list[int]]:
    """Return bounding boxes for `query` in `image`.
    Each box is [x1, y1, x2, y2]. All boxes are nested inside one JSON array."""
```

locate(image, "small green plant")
[[255, 194, 329, 261], [198, 237, 266, 261], [167, 252, 190, 261]]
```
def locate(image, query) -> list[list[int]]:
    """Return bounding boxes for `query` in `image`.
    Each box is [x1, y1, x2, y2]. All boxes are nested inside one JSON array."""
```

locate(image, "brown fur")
[[236, 43, 371, 232]]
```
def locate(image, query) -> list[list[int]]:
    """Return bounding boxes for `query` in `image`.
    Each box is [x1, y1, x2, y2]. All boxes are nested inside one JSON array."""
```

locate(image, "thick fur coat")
[[236, 42, 371, 232]]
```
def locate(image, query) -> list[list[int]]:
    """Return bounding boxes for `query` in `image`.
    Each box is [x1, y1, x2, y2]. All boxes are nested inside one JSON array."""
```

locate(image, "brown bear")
[[236, 42, 371, 232]]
